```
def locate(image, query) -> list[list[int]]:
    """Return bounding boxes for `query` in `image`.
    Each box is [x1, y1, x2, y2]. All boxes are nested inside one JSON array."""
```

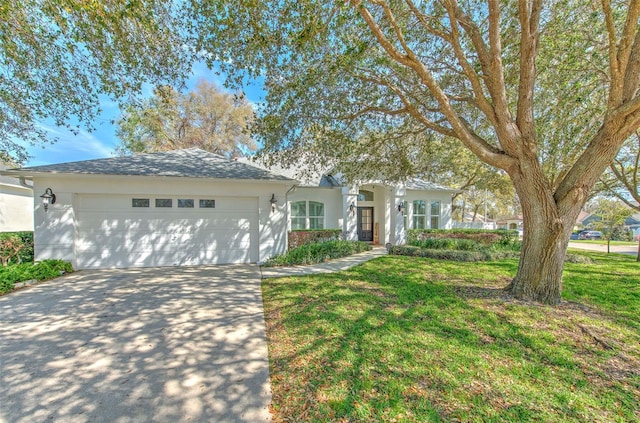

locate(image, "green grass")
[[262, 252, 639, 422], [571, 240, 639, 246], [0, 260, 73, 294]]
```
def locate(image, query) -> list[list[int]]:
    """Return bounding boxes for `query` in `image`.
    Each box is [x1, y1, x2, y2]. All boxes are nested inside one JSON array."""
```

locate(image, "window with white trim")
[[412, 200, 427, 229], [291, 200, 325, 230], [430, 201, 441, 229]]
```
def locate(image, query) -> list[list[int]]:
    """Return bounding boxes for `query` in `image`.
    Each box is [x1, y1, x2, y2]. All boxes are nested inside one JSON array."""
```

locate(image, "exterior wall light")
[[270, 193, 277, 212], [349, 202, 356, 216], [397, 202, 406, 215], [40, 188, 56, 212]]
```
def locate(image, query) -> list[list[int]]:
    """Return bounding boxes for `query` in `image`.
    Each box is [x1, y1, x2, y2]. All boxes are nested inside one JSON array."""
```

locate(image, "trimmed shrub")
[[0, 259, 73, 294], [565, 254, 595, 264], [407, 229, 519, 246], [264, 240, 371, 267], [389, 245, 490, 261], [288, 229, 343, 250], [0, 231, 34, 265], [410, 238, 481, 251]]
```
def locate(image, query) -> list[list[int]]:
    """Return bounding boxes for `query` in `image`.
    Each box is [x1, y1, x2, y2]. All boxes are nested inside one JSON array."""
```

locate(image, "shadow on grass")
[[263, 256, 639, 422]]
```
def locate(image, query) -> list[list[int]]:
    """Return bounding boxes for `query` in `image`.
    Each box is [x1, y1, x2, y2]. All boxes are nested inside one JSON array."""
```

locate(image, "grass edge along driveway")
[[262, 252, 639, 422]]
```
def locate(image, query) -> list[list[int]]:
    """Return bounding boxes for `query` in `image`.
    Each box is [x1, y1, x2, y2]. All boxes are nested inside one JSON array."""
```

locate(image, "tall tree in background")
[[116, 81, 257, 157], [592, 198, 634, 253], [192, 1, 640, 304], [0, 0, 193, 164]]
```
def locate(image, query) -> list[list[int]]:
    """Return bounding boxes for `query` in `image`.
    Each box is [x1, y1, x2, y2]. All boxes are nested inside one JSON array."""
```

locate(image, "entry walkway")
[[259, 246, 388, 279]]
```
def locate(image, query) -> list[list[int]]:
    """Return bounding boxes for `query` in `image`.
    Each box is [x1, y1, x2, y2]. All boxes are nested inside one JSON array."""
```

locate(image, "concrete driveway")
[[0, 265, 271, 423]]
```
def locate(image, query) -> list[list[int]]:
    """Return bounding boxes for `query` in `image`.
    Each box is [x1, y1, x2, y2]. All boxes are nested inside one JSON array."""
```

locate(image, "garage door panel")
[[76, 194, 259, 268]]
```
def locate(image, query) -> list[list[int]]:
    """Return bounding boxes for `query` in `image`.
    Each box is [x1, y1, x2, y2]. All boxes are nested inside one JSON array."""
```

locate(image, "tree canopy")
[[0, 0, 193, 163], [116, 80, 257, 157], [191, 0, 640, 303]]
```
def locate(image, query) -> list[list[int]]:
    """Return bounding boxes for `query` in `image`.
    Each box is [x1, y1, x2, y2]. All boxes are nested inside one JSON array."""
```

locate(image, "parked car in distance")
[[578, 230, 603, 240], [570, 232, 579, 240]]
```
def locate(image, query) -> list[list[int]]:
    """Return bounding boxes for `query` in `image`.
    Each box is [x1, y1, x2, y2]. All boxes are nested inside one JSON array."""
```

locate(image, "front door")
[[357, 207, 374, 242]]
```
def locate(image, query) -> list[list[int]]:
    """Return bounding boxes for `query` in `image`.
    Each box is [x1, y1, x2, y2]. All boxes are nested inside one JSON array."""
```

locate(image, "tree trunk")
[[507, 220, 571, 304], [506, 172, 582, 305]]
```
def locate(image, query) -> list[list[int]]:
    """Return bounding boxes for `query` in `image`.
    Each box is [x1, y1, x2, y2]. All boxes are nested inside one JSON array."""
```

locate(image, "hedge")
[[388, 245, 492, 262], [288, 229, 343, 250], [407, 229, 519, 246]]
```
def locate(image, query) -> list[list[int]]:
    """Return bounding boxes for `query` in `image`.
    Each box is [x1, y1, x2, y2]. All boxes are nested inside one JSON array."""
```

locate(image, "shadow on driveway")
[[0, 265, 271, 423]]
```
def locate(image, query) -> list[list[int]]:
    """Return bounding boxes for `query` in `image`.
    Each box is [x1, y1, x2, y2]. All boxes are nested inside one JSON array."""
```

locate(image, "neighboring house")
[[0, 166, 34, 232], [626, 213, 640, 240], [1, 149, 456, 270], [496, 215, 523, 231]]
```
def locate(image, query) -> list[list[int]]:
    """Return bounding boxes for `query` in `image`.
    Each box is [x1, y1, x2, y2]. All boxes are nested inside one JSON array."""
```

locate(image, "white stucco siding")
[[32, 175, 291, 269], [0, 184, 34, 232], [288, 187, 343, 230]]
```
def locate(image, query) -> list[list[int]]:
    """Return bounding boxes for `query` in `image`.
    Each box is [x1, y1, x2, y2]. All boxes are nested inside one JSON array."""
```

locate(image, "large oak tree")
[[192, 0, 640, 304]]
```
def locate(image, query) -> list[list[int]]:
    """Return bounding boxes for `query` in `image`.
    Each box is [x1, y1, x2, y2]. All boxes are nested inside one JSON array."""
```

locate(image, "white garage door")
[[76, 194, 259, 269]]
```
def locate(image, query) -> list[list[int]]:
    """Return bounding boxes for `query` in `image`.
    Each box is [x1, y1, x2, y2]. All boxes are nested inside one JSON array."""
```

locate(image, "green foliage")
[[408, 229, 519, 246], [288, 229, 343, 250], [389, 245, 492, 261], [116, 81, 257, 157], [264, 240, 371, 267], [0, 259, 73, 294], [1, 0, 194, 163], [0, 232, 34, 265]]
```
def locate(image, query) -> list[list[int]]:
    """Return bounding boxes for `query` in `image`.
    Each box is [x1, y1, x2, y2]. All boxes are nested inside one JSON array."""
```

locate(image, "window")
[[155, 199, 172, 208], [430, 201, 441, 229], [291, 200, 325, 230], [199, 199, 215, 208], [178, 199, 194, 208], [308, 201, 324, 229], [291, 201, 307, 230], [132, 198, 149, 208], [412, 200, 426, 229], [357, 190, 374, 201]]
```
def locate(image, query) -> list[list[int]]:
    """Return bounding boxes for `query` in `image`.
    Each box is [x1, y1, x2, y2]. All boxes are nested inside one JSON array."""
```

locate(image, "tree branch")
[[516, 0, 542, 142], [351, 0, 516, 171], [441, 1, 497, 126]]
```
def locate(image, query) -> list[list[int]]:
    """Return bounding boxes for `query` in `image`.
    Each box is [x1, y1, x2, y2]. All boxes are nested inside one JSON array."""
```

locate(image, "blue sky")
[[20, 62, 265, 167]]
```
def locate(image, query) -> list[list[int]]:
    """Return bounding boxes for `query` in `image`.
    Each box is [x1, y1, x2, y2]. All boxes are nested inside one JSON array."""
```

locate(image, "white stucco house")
[[0, 167, 34, 232], [1, 149, 457, 269]]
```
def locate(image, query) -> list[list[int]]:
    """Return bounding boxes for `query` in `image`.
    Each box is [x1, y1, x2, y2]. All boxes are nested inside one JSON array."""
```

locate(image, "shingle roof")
[[405, 178, 459, 192], [3, 149, 297, 183]]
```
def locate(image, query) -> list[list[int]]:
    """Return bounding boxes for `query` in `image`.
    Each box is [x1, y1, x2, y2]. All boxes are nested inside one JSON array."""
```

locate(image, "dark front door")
[[357, 207, 374, 242]]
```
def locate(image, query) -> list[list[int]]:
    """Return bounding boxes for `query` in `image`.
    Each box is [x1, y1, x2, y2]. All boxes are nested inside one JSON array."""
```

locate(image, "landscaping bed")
[[263, 240, 371, 267], [0, 260, 73, 294]]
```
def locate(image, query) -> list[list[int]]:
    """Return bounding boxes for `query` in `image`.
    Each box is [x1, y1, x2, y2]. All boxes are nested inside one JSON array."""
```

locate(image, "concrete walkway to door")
[[0, 265, 271, 423], [259, 246, 388, 278]]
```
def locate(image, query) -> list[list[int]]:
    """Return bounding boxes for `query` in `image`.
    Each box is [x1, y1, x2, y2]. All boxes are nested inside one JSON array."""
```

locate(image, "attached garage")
[[3, 149, 297, 269], [76, 194, 260, 268]]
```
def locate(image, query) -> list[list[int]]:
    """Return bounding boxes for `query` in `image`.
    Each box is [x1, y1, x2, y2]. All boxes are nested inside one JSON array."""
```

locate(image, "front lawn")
[[262, 252, 639, 422]]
